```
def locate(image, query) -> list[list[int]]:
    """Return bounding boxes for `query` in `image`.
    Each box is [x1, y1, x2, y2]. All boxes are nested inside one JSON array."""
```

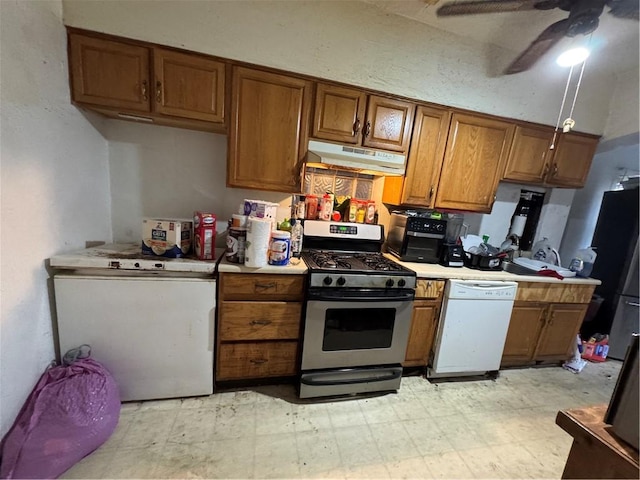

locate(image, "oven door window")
[[323, 308, 396, 351]]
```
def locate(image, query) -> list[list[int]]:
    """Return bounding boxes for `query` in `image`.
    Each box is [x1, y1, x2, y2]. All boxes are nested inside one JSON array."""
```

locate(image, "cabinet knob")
[[156, 81, 162, 103], [255, 282, 276, 290], [353, 119, 361, 137], [250, 319, 272, 326], [552, 164, 558, 177], [428, 185, 434, 200], [543, 162, 551, 177], [363, 121, 371, 138], [249, 358, 268, 365], [141, 80, 148, 101]]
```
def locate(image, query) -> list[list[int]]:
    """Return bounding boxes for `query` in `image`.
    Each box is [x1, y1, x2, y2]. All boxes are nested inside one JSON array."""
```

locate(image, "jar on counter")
[[319, 194, 333, 221], [305, 195, 318, 220], [268, 231, 291, 266]]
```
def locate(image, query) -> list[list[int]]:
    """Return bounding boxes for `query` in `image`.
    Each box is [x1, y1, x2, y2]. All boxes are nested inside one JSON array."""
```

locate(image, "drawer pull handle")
[[255, 282, 276, 290], [250, 320, 272, 326], [250, 358, 268, 365]]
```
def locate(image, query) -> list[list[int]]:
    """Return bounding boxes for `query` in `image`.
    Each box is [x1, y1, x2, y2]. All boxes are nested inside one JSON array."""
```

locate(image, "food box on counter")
[[193, 212, 216, 260], [243, 199, 278, 230], [142, 218, 192, 258]]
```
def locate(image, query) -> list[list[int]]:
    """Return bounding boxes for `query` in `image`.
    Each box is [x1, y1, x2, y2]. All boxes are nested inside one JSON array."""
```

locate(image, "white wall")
[[0, 0, 111, 436], [103, 121, 293, 247], [603, 67, 640, 141], [559, 139, 640, 264], [62, 0, 616, 135]]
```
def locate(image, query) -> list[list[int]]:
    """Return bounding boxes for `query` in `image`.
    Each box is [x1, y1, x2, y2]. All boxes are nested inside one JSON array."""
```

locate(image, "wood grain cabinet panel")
[[69, 33, 151, 112], [384, 106, 451, 207], [503, 125, 554, 184], [435, 113, 515, 213], [415, 279, 446, 300], [534, 304, 587, 361], [546, 133, 599, 188], [219, 273, 305, 301], [364, 95, 415, 153], [501, 303, 546, 366], [313, 83, 366, 144], [153, 48, 225, 123], [217, 342, 298, 380], [219, 302, 302, 341], [515, 282, 595, 304], [404, 301, 440, 367], [228, 67, 312, 192]]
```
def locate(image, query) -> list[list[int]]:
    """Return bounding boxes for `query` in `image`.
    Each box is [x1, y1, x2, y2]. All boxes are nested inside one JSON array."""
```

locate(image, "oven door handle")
[[300, 369, 402, 386], [307, 290, 415, 302]]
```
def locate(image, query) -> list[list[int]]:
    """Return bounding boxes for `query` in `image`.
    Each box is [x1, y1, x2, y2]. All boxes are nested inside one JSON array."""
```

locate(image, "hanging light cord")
[[568, 55, 587, 120], [550, 64, 574, 149]]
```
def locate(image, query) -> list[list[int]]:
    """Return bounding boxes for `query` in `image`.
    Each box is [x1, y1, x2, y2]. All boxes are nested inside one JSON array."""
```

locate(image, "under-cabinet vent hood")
[[306, 140, 407, 176]]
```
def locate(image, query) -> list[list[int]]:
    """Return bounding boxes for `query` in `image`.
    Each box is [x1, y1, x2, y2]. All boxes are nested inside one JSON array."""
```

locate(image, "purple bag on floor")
[[0, 346, 120, 479]]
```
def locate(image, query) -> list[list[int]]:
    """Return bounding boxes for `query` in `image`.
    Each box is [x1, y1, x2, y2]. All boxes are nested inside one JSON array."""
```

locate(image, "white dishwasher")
[[429, 279, 517, 379]]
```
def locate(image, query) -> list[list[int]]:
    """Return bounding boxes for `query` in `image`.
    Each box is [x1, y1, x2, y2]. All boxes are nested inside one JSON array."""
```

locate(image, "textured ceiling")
[[362, 0, 639, 76]]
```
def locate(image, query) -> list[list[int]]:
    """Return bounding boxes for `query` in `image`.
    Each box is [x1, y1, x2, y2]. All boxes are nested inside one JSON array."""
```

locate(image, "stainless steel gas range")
[[299, 220, 417, 399]]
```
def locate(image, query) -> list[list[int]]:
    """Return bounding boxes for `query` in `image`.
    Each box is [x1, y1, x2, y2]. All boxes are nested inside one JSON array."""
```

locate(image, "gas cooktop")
[[302, 250, 414, 274]]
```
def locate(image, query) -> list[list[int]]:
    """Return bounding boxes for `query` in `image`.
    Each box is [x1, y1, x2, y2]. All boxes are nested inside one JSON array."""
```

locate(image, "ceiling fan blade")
[[606, 0, 639, 19], [437, 0, 551, 16], [504, 19, 570, 74]]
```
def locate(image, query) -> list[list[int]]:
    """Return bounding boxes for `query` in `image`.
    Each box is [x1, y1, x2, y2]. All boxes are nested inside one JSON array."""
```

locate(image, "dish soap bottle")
[[290, 219, 303, 258]]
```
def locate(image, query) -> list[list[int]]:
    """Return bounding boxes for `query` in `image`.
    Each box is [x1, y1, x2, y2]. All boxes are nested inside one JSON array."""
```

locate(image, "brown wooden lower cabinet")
[[534, 303, 587, 361], [501, 302, 589, 367], [501, 303, 546, 366], [217, 341, 298, 380], [404, 300, 440, 367], [216, 272, 305, 383]]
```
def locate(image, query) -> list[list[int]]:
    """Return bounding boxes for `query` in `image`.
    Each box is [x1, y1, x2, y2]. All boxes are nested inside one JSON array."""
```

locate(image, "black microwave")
[[386, 213, 446, 263]]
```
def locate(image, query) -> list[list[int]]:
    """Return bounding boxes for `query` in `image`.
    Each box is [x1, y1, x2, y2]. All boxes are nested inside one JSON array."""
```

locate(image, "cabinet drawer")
[[219, 274, 305, 301], [217, 342, 298, 380], [219, 302, 302, 341], [415, 280, 445, 300], [516, 282, 595, 303]]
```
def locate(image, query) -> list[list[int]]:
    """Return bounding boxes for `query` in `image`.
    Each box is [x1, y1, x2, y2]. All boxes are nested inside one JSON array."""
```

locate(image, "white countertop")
[[217, 256, 308, 274], [384, 254, 601, 285], [50, 243, 218, 274]]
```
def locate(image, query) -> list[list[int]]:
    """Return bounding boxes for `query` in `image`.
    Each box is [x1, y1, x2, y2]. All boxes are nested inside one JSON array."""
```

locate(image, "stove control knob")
[[386, 279, 395, 288], [337, 277, 346, 286], [323, 276, 333, 286], [398, 279, 406, 287]]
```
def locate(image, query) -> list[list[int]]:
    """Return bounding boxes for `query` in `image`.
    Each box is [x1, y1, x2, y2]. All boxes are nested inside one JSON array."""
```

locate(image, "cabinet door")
[[363, 95, 415, 153], [546, 133, 599, 188], [312, 83, 366, 144], [435, 113, 515, 213], [153, 48, 225, 123], [228, 67, 312, 192], [503, 125, 553, 184], [534, 304, 588, 360], [501, 303, 546, 366], [400, 106, 451, 207], [69, 33, 151, 112], [404, 301, 440, 367]]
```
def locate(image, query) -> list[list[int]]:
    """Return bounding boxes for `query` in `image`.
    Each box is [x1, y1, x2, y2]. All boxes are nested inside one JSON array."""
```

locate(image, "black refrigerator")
[[589, 188, 640, 360]]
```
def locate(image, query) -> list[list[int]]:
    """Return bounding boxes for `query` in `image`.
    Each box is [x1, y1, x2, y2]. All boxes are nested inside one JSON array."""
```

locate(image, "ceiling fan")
[[436, 0, 639, 74]]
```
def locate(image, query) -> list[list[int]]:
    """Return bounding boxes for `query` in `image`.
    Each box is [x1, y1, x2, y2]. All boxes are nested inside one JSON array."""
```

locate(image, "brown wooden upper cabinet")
[[312, 83, 415, 153], [153, 48, 225, 123], [546, 132, 599, 188], [435, 113, 515, 213], [69, 32, 151, 113], [383, 106, 451, 208], [228, 66, 312, 192], [502, 126, 598, 188], [68, 31, 225, 130]]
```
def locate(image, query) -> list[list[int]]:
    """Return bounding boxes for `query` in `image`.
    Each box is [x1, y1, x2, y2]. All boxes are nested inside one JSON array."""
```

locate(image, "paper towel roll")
[[509, 215, 527, 238], [244, 217, 272, 268]]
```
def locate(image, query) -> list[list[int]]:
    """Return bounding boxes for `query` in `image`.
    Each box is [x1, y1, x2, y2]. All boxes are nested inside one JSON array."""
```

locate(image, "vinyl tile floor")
[[62, 361, 622, 479]]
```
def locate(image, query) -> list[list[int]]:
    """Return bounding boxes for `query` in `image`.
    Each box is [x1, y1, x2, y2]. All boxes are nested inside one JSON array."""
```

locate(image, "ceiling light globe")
[[556, 47, 591, 67]]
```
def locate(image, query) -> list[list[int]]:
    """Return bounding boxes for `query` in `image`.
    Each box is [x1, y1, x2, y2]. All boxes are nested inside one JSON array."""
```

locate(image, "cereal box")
[[193, 212, 217, 260], [141, 218, 192, 258]]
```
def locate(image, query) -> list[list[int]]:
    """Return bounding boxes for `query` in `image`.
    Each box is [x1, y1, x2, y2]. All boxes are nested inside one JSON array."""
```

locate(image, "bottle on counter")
[[290, 218, 303, 258]]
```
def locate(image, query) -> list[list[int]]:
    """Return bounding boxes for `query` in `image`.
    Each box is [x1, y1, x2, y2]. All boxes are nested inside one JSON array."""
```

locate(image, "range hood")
[[306, 140, 407, 176]]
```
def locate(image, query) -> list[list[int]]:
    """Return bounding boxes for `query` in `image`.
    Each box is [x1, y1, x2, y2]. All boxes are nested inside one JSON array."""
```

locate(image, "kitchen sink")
[[501, 261, 538, 276]]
